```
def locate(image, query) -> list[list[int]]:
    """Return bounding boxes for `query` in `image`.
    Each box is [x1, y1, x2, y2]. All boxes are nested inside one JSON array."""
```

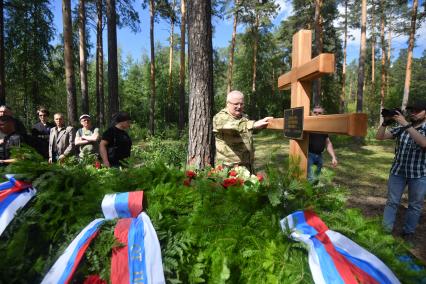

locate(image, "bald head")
[[226, 90, 245, 118]]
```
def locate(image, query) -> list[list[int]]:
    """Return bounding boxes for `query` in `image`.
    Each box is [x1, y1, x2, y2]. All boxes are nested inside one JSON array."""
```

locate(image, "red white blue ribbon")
[[281, 210, 400, 284], [41, 218, 105, 284], [42, 191, 164, 284], [101, 191, 144, 219], [0, 175, 36, 236]]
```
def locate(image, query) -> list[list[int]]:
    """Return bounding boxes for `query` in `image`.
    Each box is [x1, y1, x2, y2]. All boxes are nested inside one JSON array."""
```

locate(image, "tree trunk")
[[106, 0, 119, 120], [96, 0, 105, 127], [0, 0, 5, 105], [371, 1, 375, 84], [187, 0, 214, 168], [149, 0, 156, 135], [313, 0, 323, 106], [79, 0, 89, 114], [178, 0, 186, 133], [62, 0, 77, 125], [167, 0, 175, 123], [379, 0, 386, 125], [251, 13, 259, 94], [356, 0, 367, 114], [226, 2, 238, 94], [386, 27, 391, 99], [340, 0, 348, 113], [401, 0, 418, 110]]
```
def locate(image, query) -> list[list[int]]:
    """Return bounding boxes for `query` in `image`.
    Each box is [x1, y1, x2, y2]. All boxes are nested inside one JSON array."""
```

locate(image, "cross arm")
[[278, 53, 335, 90], [266, 113, 368, 137]]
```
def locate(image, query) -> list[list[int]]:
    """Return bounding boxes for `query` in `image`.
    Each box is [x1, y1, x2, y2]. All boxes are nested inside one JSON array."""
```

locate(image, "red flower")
[[186, 170, 196, 179], [84, 275, 107, 284], [183, 179, 191, 187], [256, 174, 264, 182], [94, 161, 101, 169], [229, 170, 237, 177], [223, 177, 239, 188]]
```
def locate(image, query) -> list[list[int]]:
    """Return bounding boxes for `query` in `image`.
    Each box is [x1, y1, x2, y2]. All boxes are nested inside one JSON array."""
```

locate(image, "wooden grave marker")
[[267, 29, 367, 178]]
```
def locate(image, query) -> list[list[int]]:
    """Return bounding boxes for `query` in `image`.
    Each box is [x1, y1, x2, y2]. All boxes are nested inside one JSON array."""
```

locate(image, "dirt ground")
[[254, 135, 426, 264]]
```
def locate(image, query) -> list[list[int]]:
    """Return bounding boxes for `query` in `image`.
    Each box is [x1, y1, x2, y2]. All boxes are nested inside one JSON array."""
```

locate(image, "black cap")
[[406, 100, 426, 111], [112, 112, 131, 123]]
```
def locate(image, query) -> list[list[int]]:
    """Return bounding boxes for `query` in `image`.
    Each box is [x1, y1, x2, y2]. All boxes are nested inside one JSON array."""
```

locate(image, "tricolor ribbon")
[[0, 174, 36, 236], [42, 191, 165, 284], [281, 210, 400, 284]]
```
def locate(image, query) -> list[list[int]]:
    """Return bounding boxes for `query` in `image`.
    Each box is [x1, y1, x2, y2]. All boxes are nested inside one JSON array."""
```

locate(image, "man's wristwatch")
[[400, 123, 412, 130]]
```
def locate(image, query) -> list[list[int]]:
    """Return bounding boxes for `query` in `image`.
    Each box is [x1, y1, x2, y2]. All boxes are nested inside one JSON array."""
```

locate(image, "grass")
[[254, 132, 426, 264]]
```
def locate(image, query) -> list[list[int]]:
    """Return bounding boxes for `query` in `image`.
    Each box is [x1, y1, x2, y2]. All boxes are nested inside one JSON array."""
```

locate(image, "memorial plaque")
[[284, 107, 304, 139]]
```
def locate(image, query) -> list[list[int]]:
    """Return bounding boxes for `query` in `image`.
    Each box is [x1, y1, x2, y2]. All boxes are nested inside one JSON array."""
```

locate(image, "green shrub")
[[0, 149, 424, 283]]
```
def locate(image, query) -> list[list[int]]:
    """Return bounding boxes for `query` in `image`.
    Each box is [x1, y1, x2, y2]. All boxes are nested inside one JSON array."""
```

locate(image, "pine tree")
[[187, 0, 214, 168]]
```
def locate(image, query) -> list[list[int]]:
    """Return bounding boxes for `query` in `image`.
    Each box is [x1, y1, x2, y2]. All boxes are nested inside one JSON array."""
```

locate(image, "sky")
[[51, 0, 426, 65]]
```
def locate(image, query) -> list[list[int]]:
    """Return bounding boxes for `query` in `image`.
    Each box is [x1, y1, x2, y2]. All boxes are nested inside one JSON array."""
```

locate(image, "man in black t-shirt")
[[99, 112, 132, 168], [307, 106, 338, 181], [31, 108, 54, 159]]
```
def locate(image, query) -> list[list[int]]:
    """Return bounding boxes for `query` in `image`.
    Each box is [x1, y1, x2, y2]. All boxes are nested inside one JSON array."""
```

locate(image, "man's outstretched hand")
[[254, 117, 274, 129]]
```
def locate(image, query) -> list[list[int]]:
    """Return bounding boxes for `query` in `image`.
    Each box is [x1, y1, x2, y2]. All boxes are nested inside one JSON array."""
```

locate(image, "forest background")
[[0, 0, 425, 156]]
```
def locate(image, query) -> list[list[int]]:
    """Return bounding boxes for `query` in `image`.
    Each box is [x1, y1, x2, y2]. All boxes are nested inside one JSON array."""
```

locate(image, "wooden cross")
[[267, 29, 367, 178]]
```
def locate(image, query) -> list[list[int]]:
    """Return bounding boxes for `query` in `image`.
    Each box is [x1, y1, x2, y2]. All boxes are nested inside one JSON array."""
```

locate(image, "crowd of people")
[[0, 105, 133, 168]]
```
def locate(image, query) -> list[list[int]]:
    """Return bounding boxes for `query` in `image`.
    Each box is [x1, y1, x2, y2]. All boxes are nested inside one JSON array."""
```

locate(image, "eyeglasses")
[[227, 101, 244, 107], [313, 111, 323, 115]]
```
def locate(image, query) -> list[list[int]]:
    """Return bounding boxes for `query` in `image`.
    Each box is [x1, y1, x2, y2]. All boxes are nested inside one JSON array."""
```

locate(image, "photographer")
[[376, 100, 426, 240]]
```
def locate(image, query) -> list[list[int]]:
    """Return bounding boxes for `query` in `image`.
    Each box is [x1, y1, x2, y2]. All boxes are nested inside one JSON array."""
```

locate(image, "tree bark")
[[401, 0, 418, 110], [251, 13, 259, 94], [379, 0, 386, 125], [340, 0, 348, 113], [313, 0, 323, 106], [96, 0, 105, 127], [178, 0, 186, 133], [187, 0, 214, 168], [0, 0, 5, 105], [62, 0, 77, 125], [79, 0, 89, 114], [226, 1, 239, 94], [167, 0, 175, 123], [106, 0, 119, 120], [356, 0, 367, 114], [148, 0, 156, 135], [386, 27, 391, 99], [371, 0, 375, 84]]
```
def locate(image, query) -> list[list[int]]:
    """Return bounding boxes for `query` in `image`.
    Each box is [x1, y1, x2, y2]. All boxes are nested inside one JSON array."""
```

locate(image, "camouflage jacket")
[[213, 108, 255, 171]]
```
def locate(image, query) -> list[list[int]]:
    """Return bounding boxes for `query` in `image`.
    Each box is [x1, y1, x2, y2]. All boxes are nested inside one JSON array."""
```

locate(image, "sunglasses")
[[313, 111, 323, 115]]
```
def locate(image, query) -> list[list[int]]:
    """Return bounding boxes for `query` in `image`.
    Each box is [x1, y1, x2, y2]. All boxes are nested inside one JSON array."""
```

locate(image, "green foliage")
[[0, 148, 424, 283], [130, 136, 187, 167], [84, 220, 119, 281]]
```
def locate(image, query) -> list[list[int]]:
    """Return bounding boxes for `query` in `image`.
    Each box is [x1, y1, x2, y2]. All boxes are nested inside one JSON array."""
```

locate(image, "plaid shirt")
[[389, 122, 426, 178]]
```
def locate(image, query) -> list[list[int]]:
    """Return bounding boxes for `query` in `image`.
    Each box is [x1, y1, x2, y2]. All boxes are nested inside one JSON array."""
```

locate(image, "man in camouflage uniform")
[[213, 90, 273, 172]]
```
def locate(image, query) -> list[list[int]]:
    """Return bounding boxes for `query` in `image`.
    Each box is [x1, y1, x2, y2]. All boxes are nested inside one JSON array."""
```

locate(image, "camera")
[[381, 108, 402, 118]]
